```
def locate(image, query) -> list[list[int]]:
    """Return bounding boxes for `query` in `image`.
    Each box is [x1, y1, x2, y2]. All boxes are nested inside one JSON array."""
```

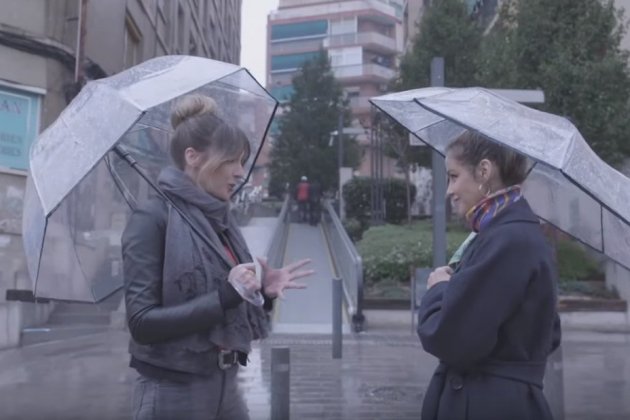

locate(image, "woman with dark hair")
[[122, 94, 313, 420], [417, 131, 561, 420]]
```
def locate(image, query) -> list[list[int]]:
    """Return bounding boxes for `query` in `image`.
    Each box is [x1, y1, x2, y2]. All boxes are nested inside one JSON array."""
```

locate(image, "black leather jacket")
[[122, 198, 245, 374]]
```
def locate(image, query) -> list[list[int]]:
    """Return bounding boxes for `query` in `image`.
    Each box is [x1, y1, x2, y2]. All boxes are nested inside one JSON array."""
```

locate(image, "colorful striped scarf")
[[465, 185, 523, 232]]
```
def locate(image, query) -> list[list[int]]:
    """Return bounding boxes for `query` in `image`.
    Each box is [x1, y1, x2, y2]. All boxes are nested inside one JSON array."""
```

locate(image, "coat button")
[[450, 375, 464, 391]]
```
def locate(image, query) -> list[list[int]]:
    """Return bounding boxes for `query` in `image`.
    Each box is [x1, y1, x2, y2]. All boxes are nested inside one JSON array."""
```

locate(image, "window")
[[271, 52, 320, 72], [177, 5, 186, 52], [330, 17, 357, 35], [124, 13, 143, 67], [328, 47, 362, 67], [271, 20, 328, 41], [0, 84, 41, 172], [270, 85, 295, 102]]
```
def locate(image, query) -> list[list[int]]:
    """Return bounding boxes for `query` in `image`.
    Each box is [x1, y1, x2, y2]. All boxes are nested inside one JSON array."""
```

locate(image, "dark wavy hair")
[[446, 131, 527, 186]]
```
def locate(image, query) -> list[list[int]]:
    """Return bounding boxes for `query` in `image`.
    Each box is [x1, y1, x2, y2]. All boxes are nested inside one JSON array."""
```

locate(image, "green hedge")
[[356, 221, 470, 285], [555, 239, 600, 281], [357, 221, 605, 289]]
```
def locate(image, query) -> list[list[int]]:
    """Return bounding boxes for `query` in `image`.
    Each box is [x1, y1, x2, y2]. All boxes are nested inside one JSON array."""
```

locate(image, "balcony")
[[269, 38, 324, 56], [332, 63, 396, 81], [271, 0, 399, 23], [323, 31, 398, 53]]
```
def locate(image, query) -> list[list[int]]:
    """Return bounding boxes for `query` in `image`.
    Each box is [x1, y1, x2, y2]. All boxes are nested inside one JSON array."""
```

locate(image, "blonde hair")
[[170, 94, 218, 129], [169, 94, 250, 171]]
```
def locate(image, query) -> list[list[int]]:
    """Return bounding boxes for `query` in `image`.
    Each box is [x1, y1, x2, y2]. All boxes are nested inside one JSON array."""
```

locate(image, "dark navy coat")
[[418, 199, 561, 420]]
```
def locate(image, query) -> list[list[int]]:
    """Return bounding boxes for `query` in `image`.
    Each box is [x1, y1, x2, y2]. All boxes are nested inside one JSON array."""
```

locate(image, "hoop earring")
[[478, 183, 492, 197]]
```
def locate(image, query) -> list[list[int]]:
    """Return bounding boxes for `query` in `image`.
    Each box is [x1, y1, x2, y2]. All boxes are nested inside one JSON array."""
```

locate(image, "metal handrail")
[[322, 200, 365, 331], [265, 195, 290, 269]]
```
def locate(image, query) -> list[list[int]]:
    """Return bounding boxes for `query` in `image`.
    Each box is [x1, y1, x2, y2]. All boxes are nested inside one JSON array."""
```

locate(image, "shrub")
[[343, 177, 372, 227], [555, 239, 601, 281], [384, 178, 417, 224], [343, 218, 365, 242], [343, 177, 417, 225], [357, 220, 607, 299], [356, 221, 470, 286]]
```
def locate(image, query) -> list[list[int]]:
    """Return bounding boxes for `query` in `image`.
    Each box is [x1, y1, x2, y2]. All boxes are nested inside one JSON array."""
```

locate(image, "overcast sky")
[[240, 0, 279, 86]]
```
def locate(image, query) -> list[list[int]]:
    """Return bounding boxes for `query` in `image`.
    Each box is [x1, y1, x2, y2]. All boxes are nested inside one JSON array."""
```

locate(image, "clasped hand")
[[427, 266, 453, 290]]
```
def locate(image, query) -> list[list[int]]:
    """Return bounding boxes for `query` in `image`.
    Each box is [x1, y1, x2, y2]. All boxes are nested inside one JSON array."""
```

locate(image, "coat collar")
[[483, 198, 539, 230]]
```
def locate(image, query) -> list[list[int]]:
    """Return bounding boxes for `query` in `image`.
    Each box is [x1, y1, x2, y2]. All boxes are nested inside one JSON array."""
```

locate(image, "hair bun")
[[171, 94, 218, 129]]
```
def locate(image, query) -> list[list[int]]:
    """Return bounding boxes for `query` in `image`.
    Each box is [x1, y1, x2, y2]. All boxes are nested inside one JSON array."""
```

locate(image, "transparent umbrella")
[[370, 87, 630, 270], [23, 56, 278, 302]]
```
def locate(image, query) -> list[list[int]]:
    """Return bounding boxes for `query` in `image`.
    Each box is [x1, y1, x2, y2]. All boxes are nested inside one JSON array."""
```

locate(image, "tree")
[[268, 51, 359, 197], [378, 114, 430, 224], [395, 0, 483, 91], [390, 0, 482, 221], [477, 0, 630, 164]]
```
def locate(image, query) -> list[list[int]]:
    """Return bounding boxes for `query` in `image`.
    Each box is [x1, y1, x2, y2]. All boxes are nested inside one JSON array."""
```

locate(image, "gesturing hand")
[[258, 257, 314, 299]]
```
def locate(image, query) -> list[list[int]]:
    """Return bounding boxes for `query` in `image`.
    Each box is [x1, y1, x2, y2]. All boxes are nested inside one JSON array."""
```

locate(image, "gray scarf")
[[157, 166, 269, 353]]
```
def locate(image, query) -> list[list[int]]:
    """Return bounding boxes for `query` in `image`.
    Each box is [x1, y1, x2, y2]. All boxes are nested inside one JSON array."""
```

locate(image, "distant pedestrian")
[[417, 131, 561, 420], [308, 180, 321, 225], [295, 176, 310, 223], [122, 94, 314, 420]]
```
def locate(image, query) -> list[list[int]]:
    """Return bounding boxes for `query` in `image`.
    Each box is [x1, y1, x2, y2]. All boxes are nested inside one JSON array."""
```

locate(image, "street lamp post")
[[337, 111, 344, 215], [330, 124, 364, 220], [370, 108, 384, 225]]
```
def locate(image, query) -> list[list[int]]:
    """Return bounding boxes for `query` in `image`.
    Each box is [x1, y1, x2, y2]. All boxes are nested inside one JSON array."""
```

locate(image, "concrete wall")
[[85, 0, 128, 75], [606, 261, 630, 316], [0, 2, 65, 347], [403, 0, 426, 50]]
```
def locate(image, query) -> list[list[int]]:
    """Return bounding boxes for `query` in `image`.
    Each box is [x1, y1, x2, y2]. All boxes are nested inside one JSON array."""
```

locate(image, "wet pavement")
[[0, 321, 629, 420]]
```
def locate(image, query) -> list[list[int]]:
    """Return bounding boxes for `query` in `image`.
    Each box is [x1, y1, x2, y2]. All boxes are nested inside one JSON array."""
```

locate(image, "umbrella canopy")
[[370, 87, 630, 270], [23, 55, 278, 302]]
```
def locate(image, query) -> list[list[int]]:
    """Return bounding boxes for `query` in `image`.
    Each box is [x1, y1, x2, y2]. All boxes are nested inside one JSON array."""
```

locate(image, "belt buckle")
[[218, 349, 236, 370]]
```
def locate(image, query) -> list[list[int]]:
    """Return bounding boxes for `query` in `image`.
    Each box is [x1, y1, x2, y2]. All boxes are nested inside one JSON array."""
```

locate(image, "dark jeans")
[[132, 367, 249, 420], [297, 201, 309, 222], [309, 201, 320, 225]]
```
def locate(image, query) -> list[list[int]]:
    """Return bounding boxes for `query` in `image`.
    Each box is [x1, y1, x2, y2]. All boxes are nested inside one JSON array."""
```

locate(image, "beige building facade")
[[403, 0, 427, 50], [0, 0, 242, 348]]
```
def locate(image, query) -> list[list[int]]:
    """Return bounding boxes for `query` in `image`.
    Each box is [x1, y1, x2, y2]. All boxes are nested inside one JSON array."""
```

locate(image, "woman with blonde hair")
[[418, 131, 561, 420], [122, 94, 313, 419]]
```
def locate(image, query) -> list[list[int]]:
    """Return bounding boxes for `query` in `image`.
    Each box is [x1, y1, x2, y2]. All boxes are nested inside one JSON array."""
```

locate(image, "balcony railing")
[[332, 63, 396, 80], [269, 38, 325, 55], [323, 31, 397, 52]]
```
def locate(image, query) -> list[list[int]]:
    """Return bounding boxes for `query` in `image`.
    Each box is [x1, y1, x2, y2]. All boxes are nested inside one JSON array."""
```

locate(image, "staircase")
[[20, 290, 124, 346]]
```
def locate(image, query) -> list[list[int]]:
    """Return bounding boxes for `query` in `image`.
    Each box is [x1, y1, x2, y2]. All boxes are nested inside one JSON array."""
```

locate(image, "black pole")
[[271, 347, 291, 420], [332, 277, 343, 359], [337, 111, 344, 216], [430, 57, 447, 267], [370, 109, 377, 223]]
